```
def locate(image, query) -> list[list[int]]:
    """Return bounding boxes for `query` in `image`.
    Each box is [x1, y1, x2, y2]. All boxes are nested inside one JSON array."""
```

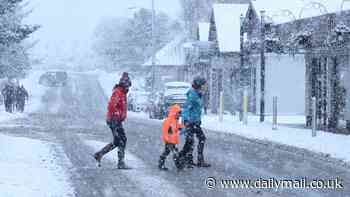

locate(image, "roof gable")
[[210, 3, 249, 53], [143, 36, 186, 67]]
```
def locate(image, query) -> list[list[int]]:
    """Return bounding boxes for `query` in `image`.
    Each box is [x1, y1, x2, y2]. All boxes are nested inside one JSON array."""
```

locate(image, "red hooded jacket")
[[107, 86, 127, 122]]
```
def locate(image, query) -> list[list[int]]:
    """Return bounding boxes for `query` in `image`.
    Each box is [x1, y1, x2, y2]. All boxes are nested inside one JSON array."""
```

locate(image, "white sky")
[[25, 0, 181, 63]]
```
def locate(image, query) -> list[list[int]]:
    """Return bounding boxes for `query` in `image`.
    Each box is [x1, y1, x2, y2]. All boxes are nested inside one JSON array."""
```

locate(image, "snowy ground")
[[0, 70, 76, 197], [0, 134, 74, 197], [203, 114, 350, 163]]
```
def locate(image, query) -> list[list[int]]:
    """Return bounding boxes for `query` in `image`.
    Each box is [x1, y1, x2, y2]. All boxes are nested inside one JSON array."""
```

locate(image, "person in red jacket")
[[94, 72, 132, 169]]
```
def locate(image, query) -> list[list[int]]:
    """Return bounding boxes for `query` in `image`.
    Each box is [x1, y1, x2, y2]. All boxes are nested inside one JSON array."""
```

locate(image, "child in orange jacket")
[[158, 104, 184, 170]]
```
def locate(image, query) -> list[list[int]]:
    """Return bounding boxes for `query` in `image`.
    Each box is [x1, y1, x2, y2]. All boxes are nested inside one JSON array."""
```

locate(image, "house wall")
[[246, 9, 350, 131], [343, 68, 350, 121], [255, 54, 306, 115], [210, 54, 240, 113], [304, 51, 350, 128], [149, 66, 187, 91]]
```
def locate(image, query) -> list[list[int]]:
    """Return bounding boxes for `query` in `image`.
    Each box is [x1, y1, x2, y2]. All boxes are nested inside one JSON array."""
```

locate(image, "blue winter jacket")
[[182, 88, 203, 124]]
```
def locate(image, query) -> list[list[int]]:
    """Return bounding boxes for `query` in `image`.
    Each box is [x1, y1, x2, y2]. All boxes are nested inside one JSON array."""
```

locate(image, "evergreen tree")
[[0, 0, 39, 78], [93, 9, 182, 71]]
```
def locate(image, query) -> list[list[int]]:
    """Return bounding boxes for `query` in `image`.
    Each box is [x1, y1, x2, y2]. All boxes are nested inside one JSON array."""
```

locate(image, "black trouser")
[[109, 121, 127, 162], [17, 99, 25, 112], [95, 121, 127, 163], [179, 124, 207, 164], [159, 144, 178, 167], [5, 99, 13, 113]]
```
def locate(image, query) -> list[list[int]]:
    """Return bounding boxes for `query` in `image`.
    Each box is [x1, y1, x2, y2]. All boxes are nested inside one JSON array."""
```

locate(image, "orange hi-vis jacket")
[[162, 105, 184, 144]]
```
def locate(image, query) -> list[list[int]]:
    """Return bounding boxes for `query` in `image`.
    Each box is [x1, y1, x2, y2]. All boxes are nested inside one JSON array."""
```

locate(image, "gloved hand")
[[179, 128, 186, 135], [194, 121, 201, 127], [183, 120, 189, 127], [115, 121, 123, 129], [106, 120, 123, 129]]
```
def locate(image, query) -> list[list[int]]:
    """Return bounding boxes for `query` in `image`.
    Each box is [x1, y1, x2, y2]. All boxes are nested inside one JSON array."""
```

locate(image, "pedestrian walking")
[[16, 85, 28, 112], [2, 83, 15, 113], [177, 76, 211, 169], [158, 104, 184, 171], [93, 72, 132, 169]]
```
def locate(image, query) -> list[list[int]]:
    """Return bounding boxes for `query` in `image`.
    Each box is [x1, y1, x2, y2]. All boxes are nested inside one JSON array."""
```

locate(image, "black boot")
[[197, 157, 211, 168], [117, 149, 131, 169], [185, 153, 195, 168], [158, 157, 168, 171], [186, 160, 196, 168], [173, 153, 186, 170], [197, 153, 210, 167], [117, 160, 131, 169], [94, 143, 115, 167]]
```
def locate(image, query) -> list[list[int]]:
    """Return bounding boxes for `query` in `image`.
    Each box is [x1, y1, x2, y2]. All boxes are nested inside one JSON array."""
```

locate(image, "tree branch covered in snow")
[[0, 0, 39, 78], [92, 8, 182, 71]]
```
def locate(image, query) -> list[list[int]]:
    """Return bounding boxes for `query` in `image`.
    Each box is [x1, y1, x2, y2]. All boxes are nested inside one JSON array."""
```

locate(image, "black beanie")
[[119, 72, 132, 88]]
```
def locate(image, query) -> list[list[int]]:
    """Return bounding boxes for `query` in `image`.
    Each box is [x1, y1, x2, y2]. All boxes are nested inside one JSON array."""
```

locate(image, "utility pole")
[[260, 10, 266, 123], [239, 14, 244, 121], [151, 0, 156, 94]]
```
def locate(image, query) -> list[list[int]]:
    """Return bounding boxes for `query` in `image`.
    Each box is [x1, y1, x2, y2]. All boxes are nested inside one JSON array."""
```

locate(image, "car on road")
[[148, 92, 165, 119], [128, 91, 150, 112], [148, 81, 191, 119], [39, 71, 68, 87]]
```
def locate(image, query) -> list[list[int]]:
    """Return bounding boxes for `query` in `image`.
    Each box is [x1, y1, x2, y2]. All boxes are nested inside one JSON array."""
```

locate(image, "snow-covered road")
[[0, 72, 349, 197]]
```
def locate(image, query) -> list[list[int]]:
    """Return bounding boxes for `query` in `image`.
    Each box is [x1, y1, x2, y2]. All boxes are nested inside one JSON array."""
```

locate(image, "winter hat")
[[119, 72, 132, 88], [192, 76, 206, 89]]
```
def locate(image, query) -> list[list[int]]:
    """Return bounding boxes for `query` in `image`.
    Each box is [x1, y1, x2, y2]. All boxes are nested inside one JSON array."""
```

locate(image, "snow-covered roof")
[[212, 3, 249, 52], [252, 0, 350, 25], [143, 36, 186, 67], [198, 22, 210, 41]]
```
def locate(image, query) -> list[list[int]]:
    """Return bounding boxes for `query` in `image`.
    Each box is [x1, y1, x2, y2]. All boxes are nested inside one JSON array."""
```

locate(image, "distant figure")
[[15, 85, 28, 113], [2, 83, 15, 113], [14, 85, 20, 111]]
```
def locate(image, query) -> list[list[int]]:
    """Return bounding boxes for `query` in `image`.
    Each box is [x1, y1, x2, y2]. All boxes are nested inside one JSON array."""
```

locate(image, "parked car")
[[148, 92, 165, 119], [128, 91, 150, 112], [39, 71, 68, 87], [148, 81, 191, 119]]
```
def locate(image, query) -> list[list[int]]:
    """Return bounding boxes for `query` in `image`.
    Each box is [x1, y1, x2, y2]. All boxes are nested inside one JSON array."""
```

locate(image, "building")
[[207, 3, 250, 113], [143, 36, 187, 91], [184, 0, 350, 132], [245, 0, 350, 131]]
